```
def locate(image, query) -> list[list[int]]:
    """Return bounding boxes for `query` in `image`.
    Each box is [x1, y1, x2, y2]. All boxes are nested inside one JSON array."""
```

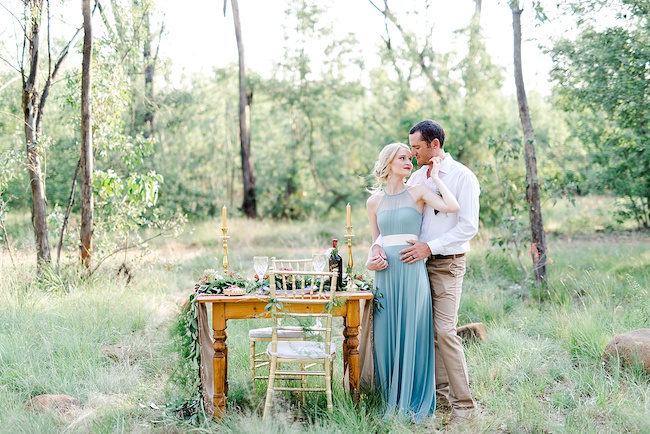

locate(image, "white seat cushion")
[[248, 326, 316, 339], [266, 341, 336, 360]]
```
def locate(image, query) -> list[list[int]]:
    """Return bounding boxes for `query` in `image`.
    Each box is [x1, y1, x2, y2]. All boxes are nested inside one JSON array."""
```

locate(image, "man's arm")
[[426, 172, 480, 255]]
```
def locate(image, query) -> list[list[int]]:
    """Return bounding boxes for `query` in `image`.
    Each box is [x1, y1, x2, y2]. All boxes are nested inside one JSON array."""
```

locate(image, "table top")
[[197, 290, 373, 303]]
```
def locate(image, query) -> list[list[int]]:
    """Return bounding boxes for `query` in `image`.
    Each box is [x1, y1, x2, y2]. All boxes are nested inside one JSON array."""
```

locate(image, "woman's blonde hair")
[[370, 142, 411, 194]]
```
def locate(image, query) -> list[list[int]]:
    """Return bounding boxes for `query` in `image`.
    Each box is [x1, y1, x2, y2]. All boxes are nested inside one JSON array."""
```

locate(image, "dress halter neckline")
[[383, 187, 407, 197]]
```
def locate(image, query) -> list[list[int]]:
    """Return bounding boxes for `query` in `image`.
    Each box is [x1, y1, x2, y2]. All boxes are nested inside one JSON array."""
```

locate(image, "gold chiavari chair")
[[263, 269, 339, 418], [248, 258, 318, 386]]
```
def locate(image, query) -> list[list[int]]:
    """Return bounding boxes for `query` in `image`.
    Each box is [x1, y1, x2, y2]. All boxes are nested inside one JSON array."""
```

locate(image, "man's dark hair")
[[409, 120, 445, 148]]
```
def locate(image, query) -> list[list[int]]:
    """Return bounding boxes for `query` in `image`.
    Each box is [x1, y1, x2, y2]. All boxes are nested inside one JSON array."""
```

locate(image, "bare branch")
[[1, 220, 15, 269], [90, 232, 164, 276], [56, 158, 81, 270], [47, 0, 51, 78], [0, 2, 26, 33], [36, 2, 98, 134], [366, 0, 445, 103], [95, 0, 116, 38], [0, 75, 20, 94], [0, 54, 20, 74], [366, 0, 383, 14], [152, 21, 164, 63]]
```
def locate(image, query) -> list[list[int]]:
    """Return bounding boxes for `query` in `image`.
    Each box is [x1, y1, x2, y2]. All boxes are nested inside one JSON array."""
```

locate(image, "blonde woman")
[[366, 142, 459, 422]]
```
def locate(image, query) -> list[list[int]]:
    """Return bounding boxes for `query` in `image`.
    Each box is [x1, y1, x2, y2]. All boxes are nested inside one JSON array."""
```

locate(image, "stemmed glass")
[[312, 253, 327, 329], [253, 256, 269, 288], [312, 253, 327, 273]]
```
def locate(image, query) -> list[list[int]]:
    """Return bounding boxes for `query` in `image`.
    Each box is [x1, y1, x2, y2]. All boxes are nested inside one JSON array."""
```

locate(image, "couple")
[[363, 120, 480, 423]]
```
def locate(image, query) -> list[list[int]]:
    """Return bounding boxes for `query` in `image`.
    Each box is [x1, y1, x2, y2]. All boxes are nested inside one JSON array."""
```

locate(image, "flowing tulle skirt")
[[373, 244, 436, 422]]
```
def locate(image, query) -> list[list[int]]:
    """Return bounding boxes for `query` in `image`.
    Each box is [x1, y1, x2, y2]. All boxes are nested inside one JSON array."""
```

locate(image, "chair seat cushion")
[[266, 341, 336, 359], [248, 326, 316, 339]]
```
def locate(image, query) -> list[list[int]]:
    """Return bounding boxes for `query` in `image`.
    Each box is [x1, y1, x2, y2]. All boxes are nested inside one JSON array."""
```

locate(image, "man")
[[367, 119, 480, 421]]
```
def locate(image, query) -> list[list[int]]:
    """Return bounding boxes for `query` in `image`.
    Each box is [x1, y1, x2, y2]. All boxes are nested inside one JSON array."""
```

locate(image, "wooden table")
[[197, 291, 373, 418]]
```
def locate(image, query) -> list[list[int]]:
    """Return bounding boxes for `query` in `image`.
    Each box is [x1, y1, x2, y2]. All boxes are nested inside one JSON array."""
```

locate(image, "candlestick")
[[345, 203, 354, 289], [220, 206, 229, 272], [222, 206, 227, 230], [346, 203, 351, 227]]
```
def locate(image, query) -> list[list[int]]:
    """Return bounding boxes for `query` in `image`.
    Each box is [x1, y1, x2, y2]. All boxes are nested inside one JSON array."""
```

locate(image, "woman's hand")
[[429, 156, 442, 179]]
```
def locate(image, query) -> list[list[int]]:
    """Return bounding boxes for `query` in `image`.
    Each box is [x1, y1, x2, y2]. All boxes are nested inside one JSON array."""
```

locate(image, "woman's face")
[[389, 148, 413, 179]]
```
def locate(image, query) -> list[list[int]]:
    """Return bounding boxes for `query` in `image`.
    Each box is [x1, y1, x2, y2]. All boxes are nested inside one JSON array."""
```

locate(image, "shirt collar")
[[439, 152, 453, 174]]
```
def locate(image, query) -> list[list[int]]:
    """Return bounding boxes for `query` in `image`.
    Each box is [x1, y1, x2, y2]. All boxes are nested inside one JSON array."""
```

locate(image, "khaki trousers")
[[426, 255, 475, 415]]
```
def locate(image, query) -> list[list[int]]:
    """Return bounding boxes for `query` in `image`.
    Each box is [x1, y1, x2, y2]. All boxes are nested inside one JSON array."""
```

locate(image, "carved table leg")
[[344, 300, 360, 400], [342, 317, 349, 377], [213, 303, 227, 418]]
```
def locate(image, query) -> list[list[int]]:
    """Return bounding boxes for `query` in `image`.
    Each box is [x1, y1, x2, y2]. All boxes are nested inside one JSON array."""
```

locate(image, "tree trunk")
[[143, 6, 155, 137], [22, 0, 51, 267], [230, 0, 257, 218], [80, 0, 94, 268], [511, 4, 547, 283]]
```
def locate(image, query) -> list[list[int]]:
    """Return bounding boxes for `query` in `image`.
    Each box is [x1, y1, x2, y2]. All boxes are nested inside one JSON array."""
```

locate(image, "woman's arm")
[[366, 194, 388, 271], [419, 157, 460, 213]]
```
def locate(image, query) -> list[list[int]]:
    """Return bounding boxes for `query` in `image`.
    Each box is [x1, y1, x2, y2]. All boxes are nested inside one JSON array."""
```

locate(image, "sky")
[[0, 0, 575, 95], [155, 0, 568, 95]]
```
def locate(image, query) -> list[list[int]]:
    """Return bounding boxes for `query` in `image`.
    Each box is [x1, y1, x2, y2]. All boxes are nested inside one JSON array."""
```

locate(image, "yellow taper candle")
[[222, 205, 227, 229], [346, 203, 351, 227]]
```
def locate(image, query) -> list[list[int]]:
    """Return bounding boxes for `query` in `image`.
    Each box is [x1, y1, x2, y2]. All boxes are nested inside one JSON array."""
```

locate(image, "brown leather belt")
[[430, 253, 465, 260]]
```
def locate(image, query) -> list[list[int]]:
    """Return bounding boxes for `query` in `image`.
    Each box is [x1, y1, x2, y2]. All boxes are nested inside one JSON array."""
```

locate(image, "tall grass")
[[0, 207, 648, 433]]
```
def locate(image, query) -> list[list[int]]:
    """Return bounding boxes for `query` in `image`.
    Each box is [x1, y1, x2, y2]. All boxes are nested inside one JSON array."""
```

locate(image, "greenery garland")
[[168, 268, 372, 422]]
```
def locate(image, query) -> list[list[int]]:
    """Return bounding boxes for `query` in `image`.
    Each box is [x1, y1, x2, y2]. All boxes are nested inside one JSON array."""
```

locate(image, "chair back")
[[271, 257, 313, 272], [267, 269, 339, 357]]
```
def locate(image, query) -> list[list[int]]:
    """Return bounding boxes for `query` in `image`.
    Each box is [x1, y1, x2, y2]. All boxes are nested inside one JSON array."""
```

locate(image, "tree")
[[80, 0, 94, 268], [453, 0, 504, 163], [367, 0, 448, 105], [550, 0, 649, 227], [142, 1, 163, 138], [510, 1, 547, 283], [225, 0, 257, 218], [17, 1, 92, 267]]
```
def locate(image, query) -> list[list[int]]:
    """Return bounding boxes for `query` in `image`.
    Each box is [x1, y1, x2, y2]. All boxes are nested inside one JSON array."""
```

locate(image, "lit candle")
[[346, 203, 351, 227], [222, 205, 227, 229]]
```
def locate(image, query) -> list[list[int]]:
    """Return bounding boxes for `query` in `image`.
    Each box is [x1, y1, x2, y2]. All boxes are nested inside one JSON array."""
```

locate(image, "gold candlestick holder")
[[345, 224, 354, 289], [221, 226, 230, 273]]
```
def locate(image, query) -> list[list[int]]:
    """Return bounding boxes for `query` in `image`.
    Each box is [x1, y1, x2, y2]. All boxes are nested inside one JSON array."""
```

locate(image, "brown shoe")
[[449, 408, 475, 424]]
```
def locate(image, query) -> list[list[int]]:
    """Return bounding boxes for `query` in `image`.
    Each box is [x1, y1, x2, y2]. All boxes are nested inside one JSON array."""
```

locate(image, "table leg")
[[212, 303, 227, 418], [344, 300, 360, 400], [342, 317, 349, 377]]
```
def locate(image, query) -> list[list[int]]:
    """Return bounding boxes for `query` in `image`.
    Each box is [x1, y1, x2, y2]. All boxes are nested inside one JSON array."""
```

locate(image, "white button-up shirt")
[[372, 152, 480, 256], [407, 152, 480, 255]]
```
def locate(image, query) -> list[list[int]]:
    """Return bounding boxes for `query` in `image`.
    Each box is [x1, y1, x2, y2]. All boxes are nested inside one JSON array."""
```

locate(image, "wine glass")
[[253, 256, 269, 287], [312, 253, 327, 272], [312, 253, 327, 329]]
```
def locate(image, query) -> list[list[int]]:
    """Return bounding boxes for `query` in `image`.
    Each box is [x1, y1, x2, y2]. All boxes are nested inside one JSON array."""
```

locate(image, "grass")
[[0, 200, 648, 433]]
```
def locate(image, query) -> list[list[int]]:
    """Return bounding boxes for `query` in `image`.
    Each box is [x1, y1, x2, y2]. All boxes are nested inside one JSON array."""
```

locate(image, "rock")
[[603, 329, 650, 372], [457, 322, 487, 342], [101, 344, 131, 362], [25, 394, 80, 414]]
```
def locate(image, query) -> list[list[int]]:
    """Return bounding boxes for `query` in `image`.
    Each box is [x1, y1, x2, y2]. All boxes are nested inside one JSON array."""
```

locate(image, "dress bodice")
[[376, 189, 422, 237]]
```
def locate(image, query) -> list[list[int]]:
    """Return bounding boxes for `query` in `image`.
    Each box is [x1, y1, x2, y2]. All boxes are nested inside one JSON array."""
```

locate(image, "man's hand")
[[366, 245, 388, 271], [399, 240, 432, 264]]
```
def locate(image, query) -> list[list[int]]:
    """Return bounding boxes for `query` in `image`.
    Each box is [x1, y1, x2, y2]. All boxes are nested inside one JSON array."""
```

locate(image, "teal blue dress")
[[373, 189, 436, 422]]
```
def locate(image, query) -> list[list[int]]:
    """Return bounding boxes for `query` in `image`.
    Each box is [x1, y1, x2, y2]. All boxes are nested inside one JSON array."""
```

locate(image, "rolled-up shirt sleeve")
[[426, 172, 480, 255]]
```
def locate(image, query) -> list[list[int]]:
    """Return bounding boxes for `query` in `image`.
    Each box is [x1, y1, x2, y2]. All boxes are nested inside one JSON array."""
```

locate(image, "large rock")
[[603, 329, 650, 372], [457, 322, 487, 342], [25, 394, 80, 414]]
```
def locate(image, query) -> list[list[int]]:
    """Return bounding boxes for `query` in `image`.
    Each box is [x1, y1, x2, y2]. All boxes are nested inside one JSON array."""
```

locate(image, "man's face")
[[409, 131, 436, 166]]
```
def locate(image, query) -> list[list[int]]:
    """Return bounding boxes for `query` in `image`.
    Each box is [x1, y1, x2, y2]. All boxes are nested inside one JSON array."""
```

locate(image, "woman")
[[366, 142, 459, 422]]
